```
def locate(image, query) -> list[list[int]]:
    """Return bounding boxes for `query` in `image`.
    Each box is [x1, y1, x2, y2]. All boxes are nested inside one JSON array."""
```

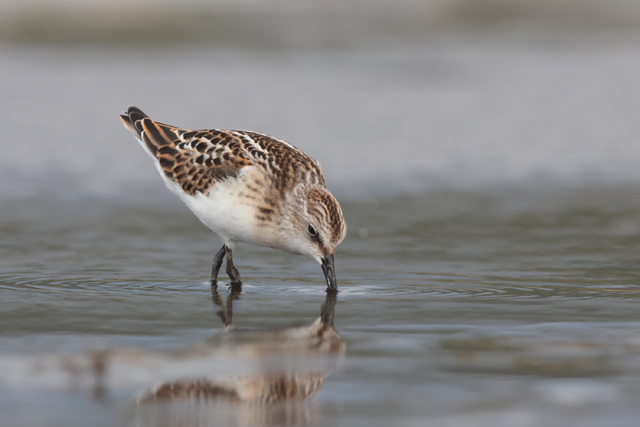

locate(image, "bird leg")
[[210, 245, 227, 285], [225, 246, 242, 285]]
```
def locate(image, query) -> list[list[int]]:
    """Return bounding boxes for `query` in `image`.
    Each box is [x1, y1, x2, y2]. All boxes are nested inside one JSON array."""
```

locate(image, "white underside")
[[134, 135, 266, 249], [158, 165, 264, 249], [133, 134, 312, 256]]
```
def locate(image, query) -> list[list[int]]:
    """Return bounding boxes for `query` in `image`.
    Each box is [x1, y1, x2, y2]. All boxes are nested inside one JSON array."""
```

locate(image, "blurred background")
[[1, 0, 640, 198], [3, 1, 640, 427]]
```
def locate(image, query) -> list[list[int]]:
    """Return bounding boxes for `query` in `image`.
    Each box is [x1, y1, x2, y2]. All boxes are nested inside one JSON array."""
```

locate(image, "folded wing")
[[120, 106, 253, 195]]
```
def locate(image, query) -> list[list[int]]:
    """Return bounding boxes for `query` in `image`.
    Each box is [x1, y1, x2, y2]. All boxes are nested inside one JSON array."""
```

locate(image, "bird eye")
[[308, 224, 318, 237]]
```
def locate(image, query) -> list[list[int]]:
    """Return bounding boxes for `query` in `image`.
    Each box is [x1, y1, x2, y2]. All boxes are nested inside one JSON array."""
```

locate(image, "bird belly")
[[159, 171, 277, 249]]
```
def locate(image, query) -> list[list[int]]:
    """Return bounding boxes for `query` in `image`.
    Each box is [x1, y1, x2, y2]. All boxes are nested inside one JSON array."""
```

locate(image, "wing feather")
[[120, 106, 326, 196]]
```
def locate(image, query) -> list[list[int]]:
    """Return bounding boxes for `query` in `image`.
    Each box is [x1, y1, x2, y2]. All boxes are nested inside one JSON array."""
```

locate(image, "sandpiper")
[[120, 107, 346, 291]]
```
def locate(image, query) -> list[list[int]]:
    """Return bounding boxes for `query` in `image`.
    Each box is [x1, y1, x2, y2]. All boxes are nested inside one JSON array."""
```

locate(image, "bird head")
[[283, 185, 346, 290]]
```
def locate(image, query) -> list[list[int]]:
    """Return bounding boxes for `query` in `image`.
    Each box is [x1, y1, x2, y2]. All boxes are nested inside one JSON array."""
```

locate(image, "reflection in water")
[[211, 282, 243, 327], [136, 286, 344, 406], [0, 287, 344, 426]]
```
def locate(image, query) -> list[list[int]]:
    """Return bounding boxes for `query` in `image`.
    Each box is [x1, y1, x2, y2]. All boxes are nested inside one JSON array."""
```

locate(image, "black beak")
[[321, 254, 337, 291]]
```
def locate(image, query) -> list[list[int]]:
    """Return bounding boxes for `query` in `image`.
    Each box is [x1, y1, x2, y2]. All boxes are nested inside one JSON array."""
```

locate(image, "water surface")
[[2, 35, 640, 426], [3, 186, 640, 426]]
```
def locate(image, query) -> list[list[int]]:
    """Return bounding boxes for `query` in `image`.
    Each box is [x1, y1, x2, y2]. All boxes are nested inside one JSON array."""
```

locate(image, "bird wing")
[[121, 106, 253, 195], [229, 130, 326, 193], [120, 106, 325, 196]]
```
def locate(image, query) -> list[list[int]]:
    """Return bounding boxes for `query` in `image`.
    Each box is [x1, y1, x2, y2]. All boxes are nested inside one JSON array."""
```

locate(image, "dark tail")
[[120, 106, 179, 157], [119, 106, 149, 138]]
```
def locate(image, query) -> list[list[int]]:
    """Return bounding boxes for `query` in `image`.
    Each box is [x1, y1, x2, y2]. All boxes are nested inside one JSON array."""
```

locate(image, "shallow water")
[[3, 35, 640, 426], [3, 187, 640, 426]]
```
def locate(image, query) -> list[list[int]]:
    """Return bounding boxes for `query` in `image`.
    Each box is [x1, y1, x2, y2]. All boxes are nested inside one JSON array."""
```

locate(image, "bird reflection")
[[210, 282, 243, 327], [210, 283, 337, 329], [136, 287, 344, 406], [9, 285, 343, 426]]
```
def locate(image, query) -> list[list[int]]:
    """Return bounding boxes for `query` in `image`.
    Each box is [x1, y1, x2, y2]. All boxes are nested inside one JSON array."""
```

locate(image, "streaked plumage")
[[120, 106, 346, 290]]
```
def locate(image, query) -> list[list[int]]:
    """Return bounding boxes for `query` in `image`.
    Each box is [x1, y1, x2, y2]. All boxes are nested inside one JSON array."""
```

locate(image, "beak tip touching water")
[[321, 254, 337, 291]]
